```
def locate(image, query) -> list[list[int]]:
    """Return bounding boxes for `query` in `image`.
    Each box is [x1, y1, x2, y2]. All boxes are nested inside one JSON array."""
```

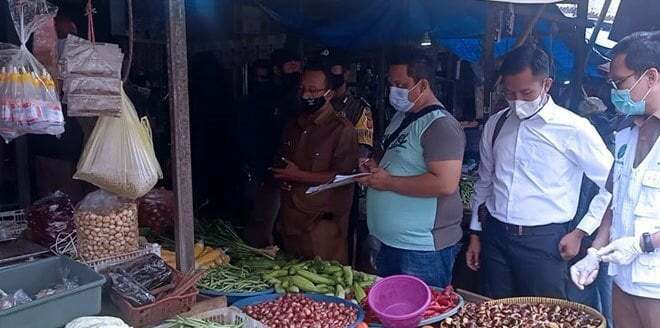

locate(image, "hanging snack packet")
[[0, 0, 64, 142]]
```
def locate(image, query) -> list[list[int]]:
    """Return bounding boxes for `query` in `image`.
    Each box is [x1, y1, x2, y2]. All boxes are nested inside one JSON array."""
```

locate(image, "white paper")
[[305, 173, 371, 194]]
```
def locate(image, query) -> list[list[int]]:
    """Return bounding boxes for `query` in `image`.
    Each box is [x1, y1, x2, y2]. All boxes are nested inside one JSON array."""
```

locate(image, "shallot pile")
[[244, 294, 357, 328]]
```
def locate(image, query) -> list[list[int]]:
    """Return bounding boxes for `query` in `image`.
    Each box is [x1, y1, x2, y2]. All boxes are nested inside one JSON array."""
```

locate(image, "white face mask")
[[389, 82, 422, 112], [509, 93, 547, 119]]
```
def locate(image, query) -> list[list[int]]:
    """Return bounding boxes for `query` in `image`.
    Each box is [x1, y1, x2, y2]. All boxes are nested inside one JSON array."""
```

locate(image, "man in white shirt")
[[571, 31, 660, 328], [466, 44, 613, 299]]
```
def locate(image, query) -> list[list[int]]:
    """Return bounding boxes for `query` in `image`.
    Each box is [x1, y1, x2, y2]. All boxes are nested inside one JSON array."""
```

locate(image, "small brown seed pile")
[[441, 302, 602, 328], [75, 202, 139, 261]]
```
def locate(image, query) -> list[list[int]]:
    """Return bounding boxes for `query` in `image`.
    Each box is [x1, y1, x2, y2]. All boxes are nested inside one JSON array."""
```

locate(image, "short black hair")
[[611, 31, 660, 73], [323, 48, 351, 69], [499, 43, 551, 78], [303, 60, 332, 89], [388, 48, 434, 84]]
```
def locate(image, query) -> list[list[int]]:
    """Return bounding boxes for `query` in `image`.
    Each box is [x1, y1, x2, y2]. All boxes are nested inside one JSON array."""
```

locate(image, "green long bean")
[[198, 265, 270, 293], [166, 316, 244, 328]]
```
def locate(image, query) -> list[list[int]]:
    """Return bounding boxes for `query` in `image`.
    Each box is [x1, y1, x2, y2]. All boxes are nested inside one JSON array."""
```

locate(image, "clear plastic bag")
[[0, 0, 63, 143], [74, 89, 162, 199], [106, 254, 174, 306], [0, 289, 33, 310], [26, 190, 75, 247], [74, 190, 139, 261], [59, 35, 124, 117]]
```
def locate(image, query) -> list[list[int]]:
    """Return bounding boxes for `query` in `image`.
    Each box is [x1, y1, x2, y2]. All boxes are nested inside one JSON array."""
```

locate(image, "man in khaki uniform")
[[271, 65, 358, 263], [324, 49, 374, 158]]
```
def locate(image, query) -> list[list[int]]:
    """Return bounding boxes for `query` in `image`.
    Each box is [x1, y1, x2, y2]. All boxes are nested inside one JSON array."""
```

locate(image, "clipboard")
[[305, 173, 371, 195]]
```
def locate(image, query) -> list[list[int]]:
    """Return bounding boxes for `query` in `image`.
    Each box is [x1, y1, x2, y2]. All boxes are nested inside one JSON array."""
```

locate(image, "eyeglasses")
[[607, 73, 637, 90]]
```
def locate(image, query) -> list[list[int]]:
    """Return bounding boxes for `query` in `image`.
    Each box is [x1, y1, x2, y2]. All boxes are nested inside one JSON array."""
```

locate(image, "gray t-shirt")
[[420, 110, 466, 250]]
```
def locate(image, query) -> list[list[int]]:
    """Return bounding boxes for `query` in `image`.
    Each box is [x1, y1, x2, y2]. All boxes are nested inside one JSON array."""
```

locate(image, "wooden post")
[[477, 3, 500, 120], [167, 0, 195, 272]]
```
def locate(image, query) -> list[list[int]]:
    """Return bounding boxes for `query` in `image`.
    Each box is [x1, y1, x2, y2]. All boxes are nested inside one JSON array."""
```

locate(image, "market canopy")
[[256, 0, 609, 80]]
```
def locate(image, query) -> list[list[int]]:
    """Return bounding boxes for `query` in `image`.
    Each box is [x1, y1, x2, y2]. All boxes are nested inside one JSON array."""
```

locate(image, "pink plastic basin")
[[367, 275, 431, 328]]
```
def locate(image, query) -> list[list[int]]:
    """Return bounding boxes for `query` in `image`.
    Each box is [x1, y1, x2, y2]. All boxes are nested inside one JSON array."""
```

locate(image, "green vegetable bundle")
[[235, 256, 377, 302], [198, 265, 270, 293], [165, 316, 244, 328]]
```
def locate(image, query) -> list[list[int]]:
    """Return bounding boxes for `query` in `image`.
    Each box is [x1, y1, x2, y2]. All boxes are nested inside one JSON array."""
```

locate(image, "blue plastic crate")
[[0, 256, 106, 328]]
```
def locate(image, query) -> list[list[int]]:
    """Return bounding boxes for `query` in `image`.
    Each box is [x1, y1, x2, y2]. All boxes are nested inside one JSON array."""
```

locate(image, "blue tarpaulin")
[[256, 0, 609, 80]]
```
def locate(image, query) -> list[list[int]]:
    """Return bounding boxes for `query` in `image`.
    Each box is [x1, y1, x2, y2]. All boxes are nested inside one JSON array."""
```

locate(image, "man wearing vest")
[[358, 50, 465, 288], [571, 31, 660, 328], [466, 44, 613, 299]]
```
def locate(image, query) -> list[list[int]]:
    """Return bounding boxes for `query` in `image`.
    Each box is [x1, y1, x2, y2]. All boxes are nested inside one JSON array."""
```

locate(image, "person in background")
[[244, 50, 303, 247], [567, 95, 615, 328], [358, 50, 465, 288], [322, 49, 375, 266], [239, 59, 278, 183], [465, 44, 613, 299], [571, 31, 660, 328], [271, 64, 358, 263], [323, 49, 374, 158]]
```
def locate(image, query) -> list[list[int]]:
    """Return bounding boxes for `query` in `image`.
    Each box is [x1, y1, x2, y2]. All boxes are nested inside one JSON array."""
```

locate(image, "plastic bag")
[[59, 35, 123, 117], [74, 89, 162, 199], [26, 191, 75, 247], [74, 190, 139, 261], [106, 254, 173, 291], [108, 272, 155, 306], [138, 188, 175, 235], [106, 254, 173, 306], [0, 289, 33, 310], [0, 0, 63, 143]]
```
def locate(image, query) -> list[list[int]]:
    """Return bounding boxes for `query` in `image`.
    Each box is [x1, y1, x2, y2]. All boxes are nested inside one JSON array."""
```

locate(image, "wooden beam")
[[167, 0, 195, 272]]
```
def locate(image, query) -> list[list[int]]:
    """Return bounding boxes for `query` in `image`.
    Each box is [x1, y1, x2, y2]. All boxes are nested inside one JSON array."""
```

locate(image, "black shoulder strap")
[[383, 105, 444, 151], [491, 109, 510, 149]]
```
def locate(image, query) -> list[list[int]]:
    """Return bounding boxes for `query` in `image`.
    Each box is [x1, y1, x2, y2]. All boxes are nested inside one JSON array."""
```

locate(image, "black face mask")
[[301, 91, 329, 113], [329, 73, 345, 90], [282, 72, 301, 87]]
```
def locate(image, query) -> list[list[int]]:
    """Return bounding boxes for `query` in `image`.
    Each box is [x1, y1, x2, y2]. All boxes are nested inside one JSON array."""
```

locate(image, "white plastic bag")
[[0, 0, 63, 142], [74, 88, 162, 199]]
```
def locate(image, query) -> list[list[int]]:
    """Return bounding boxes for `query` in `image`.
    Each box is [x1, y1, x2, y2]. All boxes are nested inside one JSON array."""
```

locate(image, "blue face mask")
[[611, 71, 653, 116], [389, 82, 422, 112]]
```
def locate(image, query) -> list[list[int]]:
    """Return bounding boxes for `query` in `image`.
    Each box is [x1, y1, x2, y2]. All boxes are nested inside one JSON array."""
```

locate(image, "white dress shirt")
[[470, 96, 613, 234]]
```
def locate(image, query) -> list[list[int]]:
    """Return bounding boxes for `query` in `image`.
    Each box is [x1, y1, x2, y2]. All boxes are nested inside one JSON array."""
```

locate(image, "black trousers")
[[480, 216, 569, 299]]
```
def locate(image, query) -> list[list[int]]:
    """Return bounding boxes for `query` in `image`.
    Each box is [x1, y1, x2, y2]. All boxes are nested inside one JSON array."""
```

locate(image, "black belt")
[[483, 210, 568, 236]]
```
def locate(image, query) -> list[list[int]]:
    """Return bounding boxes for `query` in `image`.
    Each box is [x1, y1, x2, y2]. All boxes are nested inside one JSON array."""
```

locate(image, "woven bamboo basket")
[[482, 297, 606, 328]]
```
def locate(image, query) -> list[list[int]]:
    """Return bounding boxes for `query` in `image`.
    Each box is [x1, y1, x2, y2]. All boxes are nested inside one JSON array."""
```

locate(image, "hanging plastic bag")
[[26, 190, 75, 247], [0, 0, 63, 143], [74, 88, 162, 199], [138, 188, 175, 235]]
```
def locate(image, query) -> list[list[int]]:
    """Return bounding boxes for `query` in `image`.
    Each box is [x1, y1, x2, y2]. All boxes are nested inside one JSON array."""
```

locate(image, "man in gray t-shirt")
[[358, 50, 465, 288]]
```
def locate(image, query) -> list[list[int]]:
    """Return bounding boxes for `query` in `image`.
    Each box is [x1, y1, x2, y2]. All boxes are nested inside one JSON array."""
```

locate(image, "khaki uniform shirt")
[[278, 108, 359, 236]]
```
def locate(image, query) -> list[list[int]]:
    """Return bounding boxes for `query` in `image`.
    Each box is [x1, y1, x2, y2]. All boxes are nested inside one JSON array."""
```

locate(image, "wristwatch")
[[641, 232, 655, 253]]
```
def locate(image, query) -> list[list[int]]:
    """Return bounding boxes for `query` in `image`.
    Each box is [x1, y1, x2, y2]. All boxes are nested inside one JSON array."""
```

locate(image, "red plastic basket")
[[109, 267, 199, 327], [110, 286, 198, 327]]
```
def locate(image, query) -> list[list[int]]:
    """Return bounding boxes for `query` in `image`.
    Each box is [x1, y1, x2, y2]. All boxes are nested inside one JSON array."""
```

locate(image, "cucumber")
[[297, 270, 336, 285], [291, 275, 320, 293]]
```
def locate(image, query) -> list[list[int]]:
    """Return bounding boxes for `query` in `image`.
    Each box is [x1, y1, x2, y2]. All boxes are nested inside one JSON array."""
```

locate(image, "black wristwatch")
[[641, 232, 655, 253]]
